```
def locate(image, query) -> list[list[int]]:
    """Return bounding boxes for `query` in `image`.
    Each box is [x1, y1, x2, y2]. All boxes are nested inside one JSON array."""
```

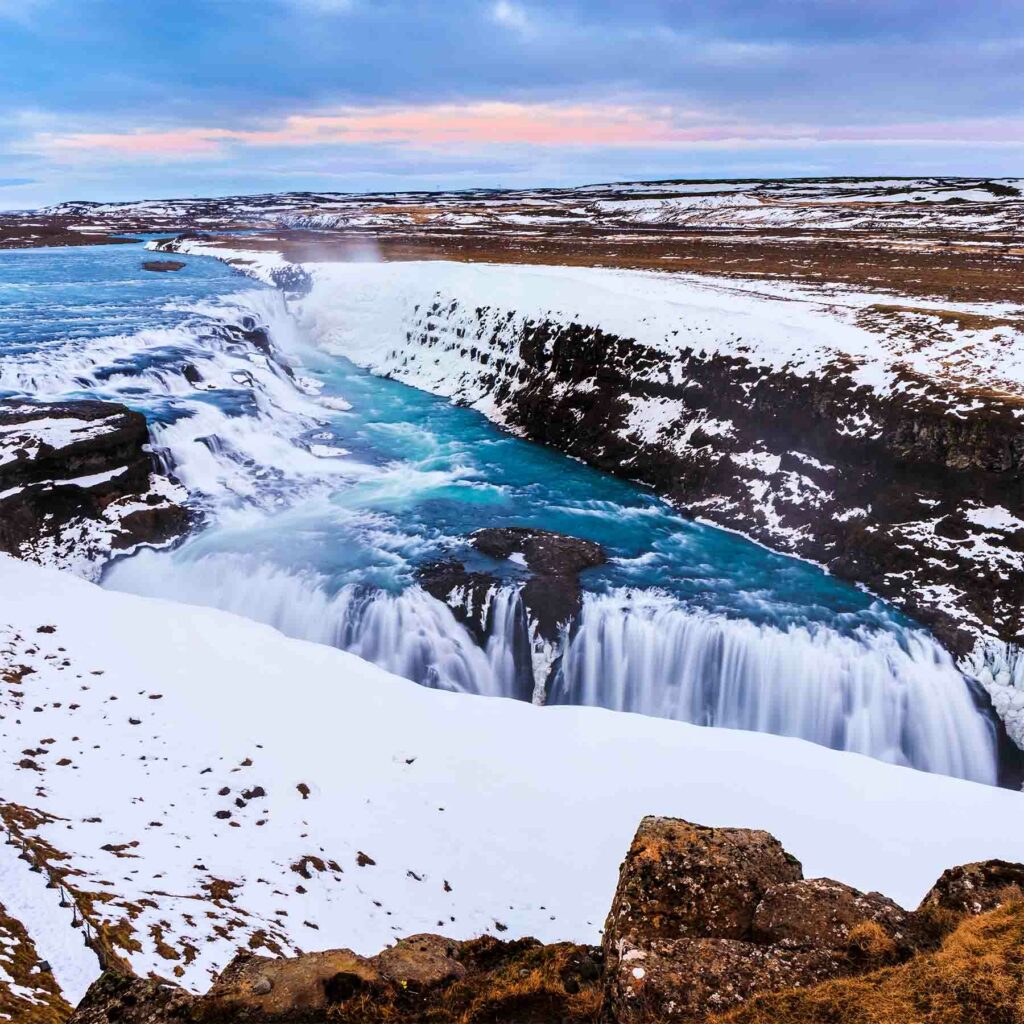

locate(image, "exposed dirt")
[[183, 226, 1024, 306]]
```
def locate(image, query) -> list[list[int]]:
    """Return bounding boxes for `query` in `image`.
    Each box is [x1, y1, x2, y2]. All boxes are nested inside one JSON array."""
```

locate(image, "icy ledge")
[[964, 639, 1024, 749]]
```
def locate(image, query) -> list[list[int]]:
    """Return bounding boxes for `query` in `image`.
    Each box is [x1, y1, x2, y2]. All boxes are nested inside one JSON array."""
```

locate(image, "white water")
[[552, 592, 997, 782], [107, 551, 999, 784]]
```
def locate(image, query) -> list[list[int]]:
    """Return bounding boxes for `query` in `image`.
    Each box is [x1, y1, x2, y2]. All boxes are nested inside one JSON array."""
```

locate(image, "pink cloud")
[[29, 103, 1024, 161]]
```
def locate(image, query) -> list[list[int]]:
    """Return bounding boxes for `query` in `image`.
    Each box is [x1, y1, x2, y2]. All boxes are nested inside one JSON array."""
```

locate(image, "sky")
[[1, 0, 1022, 208]]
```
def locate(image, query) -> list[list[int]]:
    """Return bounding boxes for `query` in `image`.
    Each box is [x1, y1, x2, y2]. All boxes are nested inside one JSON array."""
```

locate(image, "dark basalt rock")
[[418, 526, 605, 644], [417, 527, 606, 701], [0, 399, 188, 570], [141, 259, 185, 272], [471, 526, 606, 577], [917, 858, 1024, 918], [471, 527, 606, 644]]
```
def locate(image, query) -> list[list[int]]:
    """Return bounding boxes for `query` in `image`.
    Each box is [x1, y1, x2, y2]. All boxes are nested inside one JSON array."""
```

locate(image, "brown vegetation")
[[715, 895, 1024, 1024]]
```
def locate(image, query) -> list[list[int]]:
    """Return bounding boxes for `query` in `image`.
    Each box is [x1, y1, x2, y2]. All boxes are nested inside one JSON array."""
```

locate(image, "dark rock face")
[[141, 259, 185, 272], [417, 527, 606, 702], [472, 527, 605, 644], [0, 400, 188, 574]]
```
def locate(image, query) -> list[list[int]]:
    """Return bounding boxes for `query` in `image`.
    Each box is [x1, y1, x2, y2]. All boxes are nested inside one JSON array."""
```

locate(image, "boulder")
[[68, 970, 195, 1024], [602, 817, 916, 1022], [603, 817, 803, 951], [471, 526, 605, 643], [371, 933, 466, 990], [752, 877, 912, 951], [917, 858, 1024, 917], [198, 948, 382, 1018], [141, 260, 186, 272]]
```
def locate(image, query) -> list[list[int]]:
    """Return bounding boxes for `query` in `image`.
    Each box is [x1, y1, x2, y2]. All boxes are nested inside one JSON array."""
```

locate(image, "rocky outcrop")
[[71, 936, 604, 1024], [917, 858, 1024, 918], [0, 400, 188, 577], [141, 260, 185, 272], [472, 527, 606, 641], [599, 817, 971, 1023], [65, 817, 1024, 1023], [418, 527, 606, 701]]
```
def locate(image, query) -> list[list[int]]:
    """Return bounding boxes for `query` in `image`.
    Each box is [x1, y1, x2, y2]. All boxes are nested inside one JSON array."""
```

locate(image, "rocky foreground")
[[66, 816, 1024, 1024]]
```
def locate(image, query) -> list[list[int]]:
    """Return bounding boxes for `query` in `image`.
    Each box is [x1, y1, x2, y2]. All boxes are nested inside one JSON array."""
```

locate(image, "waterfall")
[[3, 249, 1002, 787], [106, 553, 999, 784], [550, 591, 998, 784]]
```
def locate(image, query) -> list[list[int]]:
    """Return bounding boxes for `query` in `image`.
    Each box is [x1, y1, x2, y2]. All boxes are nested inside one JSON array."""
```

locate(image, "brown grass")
[[714, 897, 1024, 1024], [325, 938, 602, 1024]]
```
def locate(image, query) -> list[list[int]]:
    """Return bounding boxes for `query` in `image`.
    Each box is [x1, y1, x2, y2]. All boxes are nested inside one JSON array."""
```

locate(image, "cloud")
[[491, 1, 529, 31], [27, 102, 1024, 164]]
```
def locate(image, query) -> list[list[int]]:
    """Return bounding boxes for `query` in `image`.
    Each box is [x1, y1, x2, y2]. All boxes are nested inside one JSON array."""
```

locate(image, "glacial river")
[[0, 238, 1003, 782]]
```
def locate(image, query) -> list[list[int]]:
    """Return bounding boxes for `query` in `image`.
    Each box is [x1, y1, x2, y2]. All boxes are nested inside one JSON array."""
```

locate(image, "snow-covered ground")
[[2, 552, 1024, 1006], [32, 176, 1024, 235], [282, 260, 1024, 404]]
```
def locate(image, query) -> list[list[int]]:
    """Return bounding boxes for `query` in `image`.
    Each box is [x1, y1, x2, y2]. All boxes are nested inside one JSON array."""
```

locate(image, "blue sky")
[[1, 0, 1022, 207]]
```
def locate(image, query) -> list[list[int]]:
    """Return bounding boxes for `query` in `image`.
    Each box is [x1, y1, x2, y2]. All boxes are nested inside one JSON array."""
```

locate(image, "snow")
[[0, 837, 97, 1005], [965, 505, 1024, 533], [172, 256, 1024, 409], [0, 416, 119, 466], [1, 552, 1023, 999]]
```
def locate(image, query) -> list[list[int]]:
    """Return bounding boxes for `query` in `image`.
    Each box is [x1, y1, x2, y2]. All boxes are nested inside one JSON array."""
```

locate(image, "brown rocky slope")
[[67, 817, 1024, 1024]]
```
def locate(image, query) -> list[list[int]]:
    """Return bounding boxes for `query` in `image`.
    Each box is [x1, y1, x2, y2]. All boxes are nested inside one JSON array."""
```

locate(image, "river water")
[[0, 238, 1002, 782]]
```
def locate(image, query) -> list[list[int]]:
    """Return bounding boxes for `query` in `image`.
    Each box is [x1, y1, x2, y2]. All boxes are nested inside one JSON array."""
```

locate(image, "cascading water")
[[550, 592, 997, 781], [0, 239, 1006, 785]]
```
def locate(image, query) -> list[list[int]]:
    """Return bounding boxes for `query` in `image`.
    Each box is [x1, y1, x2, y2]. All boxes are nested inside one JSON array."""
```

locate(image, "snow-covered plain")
[[2, 553, 1024, 1005], [39, 176, 1023, 235]]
